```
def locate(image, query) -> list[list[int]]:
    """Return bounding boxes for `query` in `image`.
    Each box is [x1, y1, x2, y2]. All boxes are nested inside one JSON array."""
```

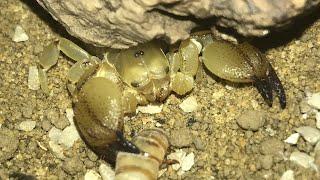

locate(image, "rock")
[[18, 120, 36, 131], [167, 149, 186, 170], [307, 93, 320, 109], [49, 141, 65, 159], [0, 129, 19, 163], [41, 119, 52, 131], [193, 138, 205, 150], [280, 170, 294, 180], [289, 151, 317, 170], [295, 126, 320, 145], [236, 110, 266, 131], [170, 128, 193, 147], [137, 104, 163, 114], [62, 157, 84, 175], [284, 133, 300, 145], [181, 152, 195, 171], [47, 109, 70, 130], [179, 96, 198, 113], [84, 170, 101, 180], [260, 138, 284, 155], [316, 112, 320, 129], [28, 66, 40, 90], [12, 25, 29, 42], [59, 126, 80, 148], [36, 0, 320, 48], [99, 163, 115, 180], [65, 108, 74, 125], [260, 155, 273, 170]]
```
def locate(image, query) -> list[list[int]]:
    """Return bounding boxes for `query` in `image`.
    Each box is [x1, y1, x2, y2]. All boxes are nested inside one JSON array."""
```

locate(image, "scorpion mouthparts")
[[253, 76, 273, 107], [115, 131, 141, 154], [267, 65, 286, 109], [253, 64, 286, 109]]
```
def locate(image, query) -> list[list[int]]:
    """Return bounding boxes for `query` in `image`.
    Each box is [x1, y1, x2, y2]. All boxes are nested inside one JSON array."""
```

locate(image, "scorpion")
[[38, 32, 286, 180]]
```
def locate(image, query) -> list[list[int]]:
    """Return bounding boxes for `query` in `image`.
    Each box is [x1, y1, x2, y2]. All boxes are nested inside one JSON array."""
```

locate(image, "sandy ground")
[[1, 0, 320, 179]]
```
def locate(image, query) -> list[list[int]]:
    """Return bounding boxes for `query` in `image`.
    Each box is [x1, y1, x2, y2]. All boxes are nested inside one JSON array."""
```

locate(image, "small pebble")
[[99, 163, 115, 180], [28, 66, 40, 90], [260, 155, 273, 170], [167, 149, 186, 170], [179, 96, 198, 113], [260, 138, 284, 155], [84, 170, 101, 180], [59, 126, 80, 148], [284, 133, 300, 145], [48, 141, 65, 159], [280, 170, 294, 180], [295, 126, 320, 145], [289, 151, 316, 170], [62, 157, 84, 175], [137, 104, 163, 114], [65, 108, 74, 125], [307, 93, 320, 109], [236, 110, 266, 131], [12, 25, 29, 42], [316, 112, 320, 129], [181, 152, 195, 171], [0, 129, 19, 163], [170, 128, 193, 147], [18, 120, 36, 131], [193, 138, 205, 150]]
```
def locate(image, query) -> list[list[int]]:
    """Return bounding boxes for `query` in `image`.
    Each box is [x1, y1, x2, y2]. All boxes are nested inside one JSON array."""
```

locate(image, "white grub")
[[179, 96, 198, 113], [99, 163, 115, 180], [136, 103, 163, 114], [84, 170, 102, 180], [280, 170, 294, 180], [28, 66, 40, 90], [289, 151, 317, 170], [284, 133, 300, 145], [12, 25, 29, 42], [295, 126, 320, 145], [18, 120, 36, 131], [307, 93, 320, 110]]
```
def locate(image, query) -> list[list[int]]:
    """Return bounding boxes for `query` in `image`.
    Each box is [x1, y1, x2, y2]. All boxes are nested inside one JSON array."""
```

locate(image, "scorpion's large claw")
[[202, 40, 286, 108], [253, 64, 286, 109]]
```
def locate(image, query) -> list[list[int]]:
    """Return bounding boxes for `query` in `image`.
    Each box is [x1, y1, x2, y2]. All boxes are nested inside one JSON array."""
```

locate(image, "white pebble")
[[307, 93, 320, 109], [85, 170, 101, 180], [48, 141, 65, 159], [280, 170, 294, 180], [99, 163, 115, 180], [289, 151, 316, 170], [28, 66, 40, 90], [295, 126, 320, 145], [65, 108, 74, 125], [179, 96, 198, 113], [18, 120, 36, 131], [48, 127, 62, 143], [137, 104, 163, 114], [316, 112, 320, 129], [284, 133, 300, 145], [59, 126, 80, 148], [167, 149, 194, 173], [181, 152, 195, 171], [12, 25, 29, 42]]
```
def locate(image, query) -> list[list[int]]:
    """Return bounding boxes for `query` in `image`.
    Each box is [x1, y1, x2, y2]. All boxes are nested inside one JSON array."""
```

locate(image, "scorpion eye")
[[134, 50, 144, 58], [131, 81, 140, 88]]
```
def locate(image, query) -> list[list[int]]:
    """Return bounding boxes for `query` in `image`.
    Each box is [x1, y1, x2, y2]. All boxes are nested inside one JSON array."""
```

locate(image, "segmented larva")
[[115, 128, 169, 180]]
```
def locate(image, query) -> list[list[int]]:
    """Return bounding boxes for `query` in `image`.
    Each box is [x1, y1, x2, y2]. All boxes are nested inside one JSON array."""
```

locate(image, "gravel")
[[307, 93, 320, 109], [12, 25, 29, 42], [260, 138, 284, 155], [18, 120, 36, 131], [62, 157, 85, 175], [295, 126, 320, 145], [236, 110, 266, 131], [289, 151, 316, 169], [0, 129, 19, 163], [27, 66, 40, 90], [170, 128, 193, 147], [259, 155, 273, 170]]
